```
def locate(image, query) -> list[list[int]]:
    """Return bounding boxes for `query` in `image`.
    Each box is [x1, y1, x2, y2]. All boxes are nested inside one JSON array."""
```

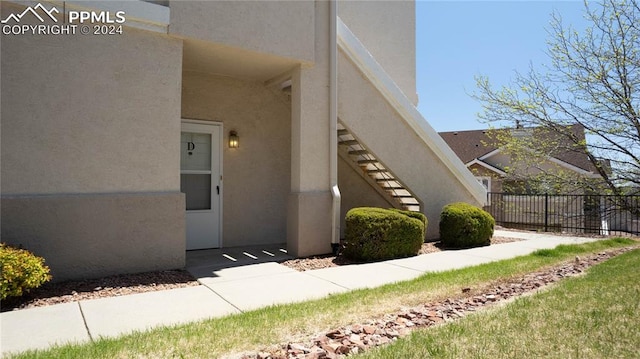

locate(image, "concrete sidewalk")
[[0, 230, 604, 356]]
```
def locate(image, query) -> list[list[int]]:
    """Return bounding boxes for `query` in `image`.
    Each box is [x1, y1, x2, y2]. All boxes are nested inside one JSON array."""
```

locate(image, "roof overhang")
[[466, 159, 507, 176]]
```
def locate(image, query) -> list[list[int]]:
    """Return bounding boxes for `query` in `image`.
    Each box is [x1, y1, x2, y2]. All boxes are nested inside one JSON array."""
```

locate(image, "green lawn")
[[356, 248, 640, 359], [8, 238, 637, 359]]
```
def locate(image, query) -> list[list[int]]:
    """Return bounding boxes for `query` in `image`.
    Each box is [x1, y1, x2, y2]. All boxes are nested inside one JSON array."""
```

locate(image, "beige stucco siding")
[[1, 193, 185, 281], [181, 72, 291, 247], [0, 13, 186, 280], [338, 51, 480, 239], [1, 26, 183, 195], [286, 1, 334, 257], [338, 0, 417, 104], [170, 1, 315, 63]]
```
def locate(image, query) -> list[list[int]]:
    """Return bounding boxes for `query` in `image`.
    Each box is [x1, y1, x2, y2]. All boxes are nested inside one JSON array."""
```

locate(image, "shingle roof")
[[439, 129, 498, 164], [439, 124, 597, 173]]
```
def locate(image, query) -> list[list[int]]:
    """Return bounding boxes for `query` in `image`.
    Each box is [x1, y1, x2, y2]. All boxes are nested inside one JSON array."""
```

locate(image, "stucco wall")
[[339, 0, 417, 104], [181, 72, 291, 247], [286, 1, 334, 257], [170, 1, 315, 63], [1, 193, 185, 281], [1, 25, 183, 195], [338, 51, 480, 239], [1, 5, 185, 280]]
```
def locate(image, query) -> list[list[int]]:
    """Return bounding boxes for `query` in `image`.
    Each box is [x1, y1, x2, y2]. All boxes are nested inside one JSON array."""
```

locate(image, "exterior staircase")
[[268, 73, 422, 212], [264, 17, 485, 240], [337, 122, 420, 212], [335, 17, 486, 240]]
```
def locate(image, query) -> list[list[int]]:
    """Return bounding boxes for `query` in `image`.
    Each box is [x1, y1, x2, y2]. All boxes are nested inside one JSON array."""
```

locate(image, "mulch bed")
[[1, 270, 199, 312], [277, 236, 523, 271]]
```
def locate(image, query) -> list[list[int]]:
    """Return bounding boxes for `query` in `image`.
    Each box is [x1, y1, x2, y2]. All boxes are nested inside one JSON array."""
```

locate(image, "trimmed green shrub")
[[389, 208, 428, 239], [0, 244, 52, 300], [343, 207, 425, 261], [439, 202, 495, 248]]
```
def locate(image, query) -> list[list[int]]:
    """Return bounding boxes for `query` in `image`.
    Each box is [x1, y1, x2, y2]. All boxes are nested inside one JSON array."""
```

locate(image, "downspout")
[[330, 0, 341, 254]]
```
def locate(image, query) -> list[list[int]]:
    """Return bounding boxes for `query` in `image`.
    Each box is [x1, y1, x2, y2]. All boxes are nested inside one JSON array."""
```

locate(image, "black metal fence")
[[485, 193, 640, 235]]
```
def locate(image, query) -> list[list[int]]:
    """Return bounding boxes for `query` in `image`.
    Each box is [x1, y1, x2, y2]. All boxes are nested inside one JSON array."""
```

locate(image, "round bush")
[[343, 207, 426, 261], [389, 208, 428, 239], [439, 202, 495, 248], [0, 244, 52, 299]]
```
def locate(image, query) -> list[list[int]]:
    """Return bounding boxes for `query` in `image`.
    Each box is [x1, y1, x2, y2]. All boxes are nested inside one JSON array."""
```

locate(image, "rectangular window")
[[181, 131, 213, 210], [180, 174, 211, 210], [476, 176, 491, 192]]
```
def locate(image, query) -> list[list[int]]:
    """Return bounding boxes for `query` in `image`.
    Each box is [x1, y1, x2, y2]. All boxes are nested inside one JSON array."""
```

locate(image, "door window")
[[181, 132, 212, 211]]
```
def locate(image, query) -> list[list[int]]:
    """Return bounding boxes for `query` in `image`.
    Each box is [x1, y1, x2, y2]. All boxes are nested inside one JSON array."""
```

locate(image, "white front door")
[[181, 121, 222, 250]]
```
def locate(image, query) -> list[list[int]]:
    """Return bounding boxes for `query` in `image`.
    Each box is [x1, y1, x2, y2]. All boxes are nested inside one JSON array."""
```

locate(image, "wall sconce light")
[[229, 130, 239, 148]]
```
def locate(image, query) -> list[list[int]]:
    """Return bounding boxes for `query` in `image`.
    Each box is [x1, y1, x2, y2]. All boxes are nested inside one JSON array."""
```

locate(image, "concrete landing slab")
[[186, 244, 292, 272], [80, 286, 239, 339], [203, 271, 348, 311], [195, 262, 296, 284], [306, 262, 423, 290], [1, 302, 90, 355]]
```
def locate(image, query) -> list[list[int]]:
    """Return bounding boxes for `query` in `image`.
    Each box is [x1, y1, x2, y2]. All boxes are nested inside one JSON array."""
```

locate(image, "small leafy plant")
[[0, 244, 52, 299]]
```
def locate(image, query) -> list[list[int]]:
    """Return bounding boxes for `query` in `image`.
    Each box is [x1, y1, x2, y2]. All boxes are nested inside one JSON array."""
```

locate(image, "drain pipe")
[[329, 0, 341, 255]]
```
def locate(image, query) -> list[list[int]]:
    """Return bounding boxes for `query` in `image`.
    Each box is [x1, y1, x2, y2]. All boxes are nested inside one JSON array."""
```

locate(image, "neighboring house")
[[1, 0, 485, 281], [439, 125, 603, 194], [440, 125, 610, 233]]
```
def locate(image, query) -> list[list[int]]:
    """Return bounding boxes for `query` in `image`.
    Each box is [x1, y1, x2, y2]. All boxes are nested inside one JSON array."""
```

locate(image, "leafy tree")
[[474, 0, 640, 196]]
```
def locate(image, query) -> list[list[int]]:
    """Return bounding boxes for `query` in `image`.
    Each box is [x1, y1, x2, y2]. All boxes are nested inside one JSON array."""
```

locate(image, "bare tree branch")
[[473, 0, 640, 195]]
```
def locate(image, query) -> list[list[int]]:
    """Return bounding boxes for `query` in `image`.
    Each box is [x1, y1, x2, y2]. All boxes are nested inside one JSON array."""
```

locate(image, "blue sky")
[[416, 1, 588, 132]]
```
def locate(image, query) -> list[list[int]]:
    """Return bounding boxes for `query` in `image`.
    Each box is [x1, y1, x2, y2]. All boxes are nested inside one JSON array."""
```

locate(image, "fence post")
[[544, 193, 549, 232]]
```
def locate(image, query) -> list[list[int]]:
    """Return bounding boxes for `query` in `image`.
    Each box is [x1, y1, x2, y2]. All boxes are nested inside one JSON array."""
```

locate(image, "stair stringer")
[[337, 123, 421, 211], [338, 148, 402, 210]]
